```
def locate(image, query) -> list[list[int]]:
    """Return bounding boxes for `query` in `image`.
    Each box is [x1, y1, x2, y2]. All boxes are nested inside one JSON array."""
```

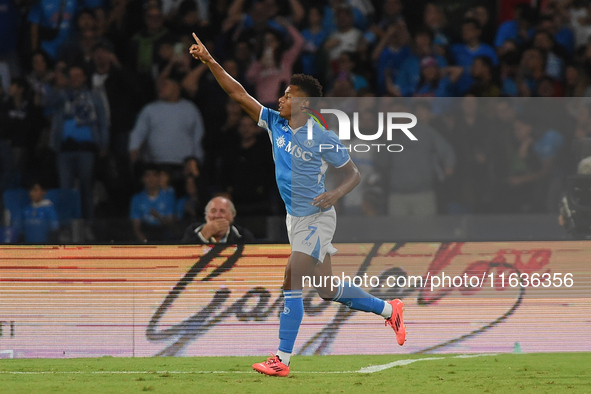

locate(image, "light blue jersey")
[[258, 107, 350, 217]]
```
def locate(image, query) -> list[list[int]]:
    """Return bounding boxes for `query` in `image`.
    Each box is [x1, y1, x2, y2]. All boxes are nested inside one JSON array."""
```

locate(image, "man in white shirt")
[[325, 4, 363, 61]]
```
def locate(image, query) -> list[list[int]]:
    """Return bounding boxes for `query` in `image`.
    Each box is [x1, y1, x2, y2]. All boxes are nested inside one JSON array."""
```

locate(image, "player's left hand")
[[189, 33, 213, 64], [311, 189, 342, 210]]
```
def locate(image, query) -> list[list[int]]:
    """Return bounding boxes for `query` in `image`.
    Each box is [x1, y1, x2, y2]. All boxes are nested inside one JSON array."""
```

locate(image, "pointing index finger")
[[192, 32, 201, 45]]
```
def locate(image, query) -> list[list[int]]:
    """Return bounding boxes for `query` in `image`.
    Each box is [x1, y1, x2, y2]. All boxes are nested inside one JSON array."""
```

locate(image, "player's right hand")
[[202, 218, 230, 239], [189, 32, 213, 64], [211, 218, 230, 233]]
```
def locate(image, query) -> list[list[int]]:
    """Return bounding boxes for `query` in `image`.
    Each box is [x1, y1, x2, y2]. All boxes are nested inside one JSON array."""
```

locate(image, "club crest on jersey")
[[304, 139, 314, 148]]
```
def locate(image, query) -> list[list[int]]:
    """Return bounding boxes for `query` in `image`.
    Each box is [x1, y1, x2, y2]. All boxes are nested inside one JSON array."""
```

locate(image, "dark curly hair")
[[290, 74, 323, 97]]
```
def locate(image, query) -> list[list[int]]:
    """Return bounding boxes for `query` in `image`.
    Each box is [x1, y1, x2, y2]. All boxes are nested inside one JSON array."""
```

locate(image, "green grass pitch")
[[0, 353, 589, 393]]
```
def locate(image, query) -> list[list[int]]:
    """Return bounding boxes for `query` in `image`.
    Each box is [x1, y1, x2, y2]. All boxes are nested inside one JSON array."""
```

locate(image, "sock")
[[332, 283, 388, 316], [276, 350, 291, 366], [277, 290, 303, 366], [380, 301, 393, 319]]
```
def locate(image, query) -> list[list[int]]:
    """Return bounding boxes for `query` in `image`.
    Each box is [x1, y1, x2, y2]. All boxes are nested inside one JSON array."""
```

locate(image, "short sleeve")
[[258, 106, 285, 141], [321, 130, 350, 168]]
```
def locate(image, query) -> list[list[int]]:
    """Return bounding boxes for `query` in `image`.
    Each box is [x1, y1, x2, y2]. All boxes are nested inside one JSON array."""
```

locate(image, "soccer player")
[[189, 33, 406, 377]]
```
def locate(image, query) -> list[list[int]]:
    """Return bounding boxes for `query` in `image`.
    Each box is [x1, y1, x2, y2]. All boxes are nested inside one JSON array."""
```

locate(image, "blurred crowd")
[[2, 0, 591, 242]]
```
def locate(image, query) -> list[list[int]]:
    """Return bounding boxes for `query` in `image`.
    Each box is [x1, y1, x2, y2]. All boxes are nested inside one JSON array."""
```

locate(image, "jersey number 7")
[[304, 226, 317, 241]]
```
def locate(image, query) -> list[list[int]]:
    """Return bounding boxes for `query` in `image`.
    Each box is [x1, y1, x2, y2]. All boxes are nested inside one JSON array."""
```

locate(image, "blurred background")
[[2, 0, 591, 243]]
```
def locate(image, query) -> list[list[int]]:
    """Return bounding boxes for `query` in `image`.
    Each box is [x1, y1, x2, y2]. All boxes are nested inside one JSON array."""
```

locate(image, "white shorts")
[[286, 208, 338, 263]]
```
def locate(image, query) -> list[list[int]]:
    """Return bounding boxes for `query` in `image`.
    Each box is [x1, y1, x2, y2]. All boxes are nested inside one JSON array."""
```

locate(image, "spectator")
[[183, 155, 202, 178], [494, 111, 565, 213], [450, 18, 498, 96], [57, 8, 100, 70], [229, 40, 255, 84], [300, 6, 330, 79], [28, 0, 80, 60], [245, 18, 304, 107], [159, 166, 175, 200], [440, 95, 493, 213], [223, 0, 296, 56], [409, 57, 461, 97], [161, 0, 208, 23], [155, 38, 192, 82], [176, 156, 209, 223], [487, 98, 520, 192], [469, 55, 500, 97], [102, 0, 139, 61], [537, 75, 563, 97], [13, 180, 59, 243], [168, 0, 214, 42], [183, 60, 242, 182], [176, 174, 204, 224], [26, 50, 55, 108], [183, 155, 210, 198], [45, 63, 108, 220], [130, 164, 175, 242], [533, 29, 567, 80], [0, 77, 43, 188], [499, 50, 521, 96], [495, 4, 537, 49], [564, 64, 591, 97], [378, 101, 455, 216], [182, 195, 255, 244], [423, 2, 450, 55], [325, 4, 364, 63], [465, 5, 495, 45], [372, 21, 412, 96], [368, 0, 404, 44], [89, 39, 139, 215], [330, 51, 369, 93], [538, 12, 575, 56], [569, 0, 591, 49], [395, 28, 448, 97], [321, 0, 367, 35], [128, 4, 171, 80], [129, 77, 205, 184], [326, 75, 356, 97], [0, 0, 19, 77], [338, 104, 381, 215], [517, 47, 547, 96], [220, 115, 274, 215]]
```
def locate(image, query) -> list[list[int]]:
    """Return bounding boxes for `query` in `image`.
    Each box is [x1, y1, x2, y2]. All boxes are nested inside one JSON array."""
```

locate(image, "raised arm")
[[189, 33, 262, 122]]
